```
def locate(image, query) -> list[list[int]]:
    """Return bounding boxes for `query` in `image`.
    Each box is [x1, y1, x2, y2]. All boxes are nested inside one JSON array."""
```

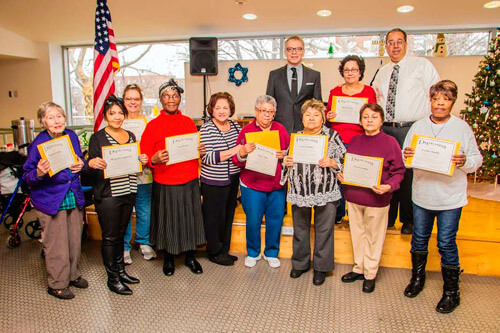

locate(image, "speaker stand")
[[202, 75, 209, 122]]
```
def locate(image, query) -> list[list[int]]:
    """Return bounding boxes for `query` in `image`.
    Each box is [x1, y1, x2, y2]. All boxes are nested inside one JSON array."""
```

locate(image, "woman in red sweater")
[[140, 79, 206, 277], [326, 55, 377, 223]]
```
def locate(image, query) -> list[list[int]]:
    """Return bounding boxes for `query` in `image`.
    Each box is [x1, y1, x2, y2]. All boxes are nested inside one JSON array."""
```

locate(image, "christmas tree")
[[461, 32, 499, 181]]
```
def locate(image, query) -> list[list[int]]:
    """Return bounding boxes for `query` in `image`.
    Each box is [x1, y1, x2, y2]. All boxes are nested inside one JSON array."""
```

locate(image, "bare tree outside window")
[[218, 38, 281, 60]]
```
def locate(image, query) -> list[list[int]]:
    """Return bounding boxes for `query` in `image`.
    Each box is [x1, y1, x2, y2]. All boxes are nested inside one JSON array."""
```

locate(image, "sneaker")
[[139, 245, 157, 261], [124, 250, 132, 265], [263, 255, 281, 268], [244, 254, 262, 268]]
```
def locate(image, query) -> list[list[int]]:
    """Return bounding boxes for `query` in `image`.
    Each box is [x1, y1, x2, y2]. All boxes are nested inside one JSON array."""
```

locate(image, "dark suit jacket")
[[266, 64, 322, 133]]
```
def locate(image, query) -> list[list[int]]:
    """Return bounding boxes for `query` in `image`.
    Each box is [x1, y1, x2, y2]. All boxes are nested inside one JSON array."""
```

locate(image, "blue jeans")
[[411, 203, 462, 266], [124, 183, 153, 251], [240, 186, 286, 258]]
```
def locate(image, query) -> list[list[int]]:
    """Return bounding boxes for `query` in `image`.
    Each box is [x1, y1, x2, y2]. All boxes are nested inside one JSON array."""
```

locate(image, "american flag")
[[93, 0, 119, 132]]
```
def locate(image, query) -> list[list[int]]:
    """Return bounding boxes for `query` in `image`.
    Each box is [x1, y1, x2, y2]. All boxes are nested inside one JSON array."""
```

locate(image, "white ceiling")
[[0, 0, 499, 44]]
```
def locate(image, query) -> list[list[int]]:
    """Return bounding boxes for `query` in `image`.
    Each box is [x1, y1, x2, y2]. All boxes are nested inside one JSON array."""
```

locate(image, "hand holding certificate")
[[165, 132, 200, 165], [37, 135, 78, 177], [329, 96, 367, 124], [342, 153, 383, 188], [102, 143, 142, 179], [289, 134, 328, 165], [405, 135, 460, 176], [246, 143, 278, 176]]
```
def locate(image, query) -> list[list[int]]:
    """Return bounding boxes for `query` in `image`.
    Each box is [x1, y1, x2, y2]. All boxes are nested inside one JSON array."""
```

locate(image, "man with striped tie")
[[373, 28, 440, 234]]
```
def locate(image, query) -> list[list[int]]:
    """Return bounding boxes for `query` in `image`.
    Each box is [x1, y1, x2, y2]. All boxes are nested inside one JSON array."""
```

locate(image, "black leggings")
[[95, 194, 134, 277]]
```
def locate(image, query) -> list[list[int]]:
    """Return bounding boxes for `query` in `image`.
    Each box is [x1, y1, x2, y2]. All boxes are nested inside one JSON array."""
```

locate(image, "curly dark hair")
[[103, 94, 128, 119], [207, 92, 236, 117], [338, 55, 366, 81]]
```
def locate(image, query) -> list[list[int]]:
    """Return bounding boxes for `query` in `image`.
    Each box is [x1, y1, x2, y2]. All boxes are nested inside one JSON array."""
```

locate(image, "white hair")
[[254, 95, 277, 110]]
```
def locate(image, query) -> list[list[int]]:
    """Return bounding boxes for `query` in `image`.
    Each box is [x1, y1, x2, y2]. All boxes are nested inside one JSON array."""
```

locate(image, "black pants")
[[201, 176, 239, 257], [382, 125, 413, 226], [95, 194, 135, 278]]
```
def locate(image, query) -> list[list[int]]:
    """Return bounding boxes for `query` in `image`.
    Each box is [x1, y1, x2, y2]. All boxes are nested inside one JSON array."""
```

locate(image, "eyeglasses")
[[285, 47, 304, 52], [387, 40, 405, 47], [258, 109, 276, 115], [161, 94, 180, 100], [343, 68, 360, 74]]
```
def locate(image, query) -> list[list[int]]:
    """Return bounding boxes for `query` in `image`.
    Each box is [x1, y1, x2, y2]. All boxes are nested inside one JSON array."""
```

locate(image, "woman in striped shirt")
[[200, 92, 242, 266], [87, 95, 149, 295]]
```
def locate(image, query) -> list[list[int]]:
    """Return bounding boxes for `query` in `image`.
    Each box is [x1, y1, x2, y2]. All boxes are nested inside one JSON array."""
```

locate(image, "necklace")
[[429, 116, 448, 138]]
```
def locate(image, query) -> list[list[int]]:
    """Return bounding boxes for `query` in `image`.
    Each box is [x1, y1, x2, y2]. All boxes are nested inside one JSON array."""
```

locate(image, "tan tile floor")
[[1, 220, 500, 333]]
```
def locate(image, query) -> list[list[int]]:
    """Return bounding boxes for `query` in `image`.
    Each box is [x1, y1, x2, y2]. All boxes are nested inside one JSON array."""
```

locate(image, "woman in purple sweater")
[[23, 102, 87, 300], [338, 103, 405, 293]]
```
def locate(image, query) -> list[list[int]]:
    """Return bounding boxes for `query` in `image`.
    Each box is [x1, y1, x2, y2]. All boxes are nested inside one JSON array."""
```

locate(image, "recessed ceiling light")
[[317, 10, 332, 17], [397, 5, 414, 13], [242, 13, 257, 20], [483, 1, 500, 8]]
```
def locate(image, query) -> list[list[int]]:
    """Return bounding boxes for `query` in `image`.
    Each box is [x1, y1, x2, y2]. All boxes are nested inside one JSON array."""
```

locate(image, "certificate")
[[37, 135, 78, 177], [343, 153, 383, 188], [289, 133, 328, 165], [405, 135, 461, 176], [122, 118, 147, 142], [246, 143, 278, 176], [245, 130, 281, 150], [102, 143, 142, 179], [329, 96, 368, 124], [165, 132, 200, 165]]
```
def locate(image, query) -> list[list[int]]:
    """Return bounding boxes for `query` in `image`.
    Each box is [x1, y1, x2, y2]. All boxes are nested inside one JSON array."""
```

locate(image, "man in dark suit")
[[266, 35, 322, 134]]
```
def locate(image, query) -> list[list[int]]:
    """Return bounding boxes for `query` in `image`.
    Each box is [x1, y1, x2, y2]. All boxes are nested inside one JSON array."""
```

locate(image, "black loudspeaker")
[[189, 37, 218, 75]]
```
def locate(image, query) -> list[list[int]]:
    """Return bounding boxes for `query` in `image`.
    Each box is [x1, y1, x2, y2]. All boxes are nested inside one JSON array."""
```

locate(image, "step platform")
[[85, 196, 500, 277]]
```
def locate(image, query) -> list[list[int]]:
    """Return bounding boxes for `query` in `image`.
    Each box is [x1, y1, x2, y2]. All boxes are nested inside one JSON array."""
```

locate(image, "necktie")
[[386, 64, 400, 122], [291, 67, 298, 100]]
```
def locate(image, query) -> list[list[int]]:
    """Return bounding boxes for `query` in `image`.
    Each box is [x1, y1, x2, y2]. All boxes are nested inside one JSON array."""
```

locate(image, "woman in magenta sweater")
[[232, 95, 290, 269], [338, 103, 405, 293]]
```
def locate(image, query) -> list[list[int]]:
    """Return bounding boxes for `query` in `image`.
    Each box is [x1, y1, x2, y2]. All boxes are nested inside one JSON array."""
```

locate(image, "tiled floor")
[[1, 220, 500, 333]]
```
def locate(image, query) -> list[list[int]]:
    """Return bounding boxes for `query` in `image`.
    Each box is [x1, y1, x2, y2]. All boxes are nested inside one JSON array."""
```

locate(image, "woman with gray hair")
[[232, 95, 290, 268], [23, 102, 87, 299]]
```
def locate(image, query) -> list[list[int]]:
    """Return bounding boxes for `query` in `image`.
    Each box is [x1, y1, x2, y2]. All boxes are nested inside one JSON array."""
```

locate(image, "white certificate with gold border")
[[405, 135, 461, 176], [246, 143, 278, 176], [122, 118, 147, 142], [342, 153, 383, 188], [37, 135, 78, 177], [102, 143, 142, 179], [165, 132, 200, 165], [329, 96, 368, 124], [289, 133, 328, 165]]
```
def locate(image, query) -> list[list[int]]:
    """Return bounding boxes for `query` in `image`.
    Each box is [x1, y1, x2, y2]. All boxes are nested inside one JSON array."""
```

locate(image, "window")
[[408, 32, 490, 57], [64, 30, 492, 125], [66, 41, 189, 125], [303, 35, 381, 58], [218, 38, 281, 60]]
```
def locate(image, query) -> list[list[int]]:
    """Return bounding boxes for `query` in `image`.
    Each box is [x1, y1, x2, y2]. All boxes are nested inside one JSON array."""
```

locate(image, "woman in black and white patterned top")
[[199, 92, 242, 266], [281, 99, 346, 286], [87, 95, 148, 296]]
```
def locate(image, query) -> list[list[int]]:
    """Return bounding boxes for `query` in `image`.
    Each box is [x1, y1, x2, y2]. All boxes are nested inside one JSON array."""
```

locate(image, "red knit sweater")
[[140, 110, 199, 185]]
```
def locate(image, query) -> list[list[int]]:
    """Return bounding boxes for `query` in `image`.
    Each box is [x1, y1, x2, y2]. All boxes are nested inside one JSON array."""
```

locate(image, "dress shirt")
[[287, 64, 303, 95], [373, 55, 440, 122]]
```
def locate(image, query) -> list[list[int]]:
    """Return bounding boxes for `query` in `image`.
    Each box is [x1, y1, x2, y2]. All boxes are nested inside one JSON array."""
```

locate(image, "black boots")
[[404, 251, 428, 298], [102, 243, 137, 295], [436, 265, 461, 314]]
